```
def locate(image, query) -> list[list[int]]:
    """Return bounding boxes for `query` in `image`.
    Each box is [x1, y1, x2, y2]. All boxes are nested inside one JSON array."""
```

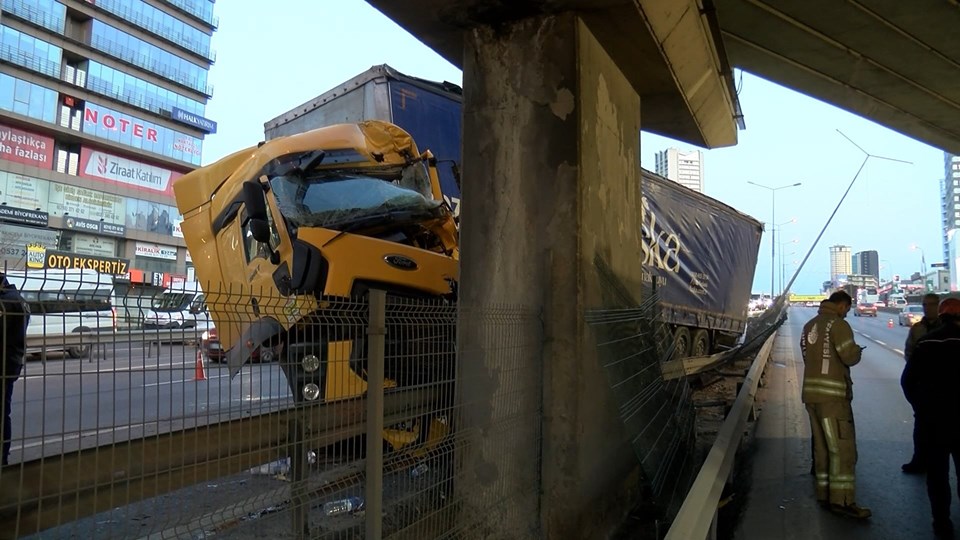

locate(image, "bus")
[[4, 268, 116, 358]]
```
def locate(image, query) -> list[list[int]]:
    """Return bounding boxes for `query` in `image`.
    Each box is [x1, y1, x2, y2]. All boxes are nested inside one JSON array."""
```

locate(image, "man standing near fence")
[[900, 292, 941, 474], [800, 290, 871, 519], [0, 273, 29, 466]]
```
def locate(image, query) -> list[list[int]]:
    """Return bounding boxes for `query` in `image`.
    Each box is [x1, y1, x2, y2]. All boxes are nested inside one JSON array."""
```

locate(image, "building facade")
[[829, 245, 852, 287], [0, 0, 217, 288], [854, 250, 879, 281], [943, 153, 960, 269], [654, 147, 704, 192]]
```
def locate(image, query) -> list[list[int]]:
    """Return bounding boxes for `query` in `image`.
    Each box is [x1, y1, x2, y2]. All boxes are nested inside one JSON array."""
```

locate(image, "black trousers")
[[1, 363, 21, 466], [926, 433, 960, 524]]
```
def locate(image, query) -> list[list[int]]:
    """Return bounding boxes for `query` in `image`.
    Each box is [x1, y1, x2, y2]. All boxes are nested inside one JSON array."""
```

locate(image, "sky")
[[201, 1, 947, 296]]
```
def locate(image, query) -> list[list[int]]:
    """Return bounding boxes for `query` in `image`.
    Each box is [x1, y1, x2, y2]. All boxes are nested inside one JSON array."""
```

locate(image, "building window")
[[0, 73, 58, 123], [58, 96, 83, 131], [62, 58, 88, 87], [54, 143, 81, 175]]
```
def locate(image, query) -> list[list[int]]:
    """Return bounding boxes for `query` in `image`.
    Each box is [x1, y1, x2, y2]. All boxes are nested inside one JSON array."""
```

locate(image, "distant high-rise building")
[[855, 250, 879, 280], [830, 245, 852, 285], [943, 153, 960, 269], [654, 148, 703, 192]]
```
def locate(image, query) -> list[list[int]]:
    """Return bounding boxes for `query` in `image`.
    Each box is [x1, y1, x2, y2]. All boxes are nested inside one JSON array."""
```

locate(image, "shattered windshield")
[[269, 164, 442, 230]]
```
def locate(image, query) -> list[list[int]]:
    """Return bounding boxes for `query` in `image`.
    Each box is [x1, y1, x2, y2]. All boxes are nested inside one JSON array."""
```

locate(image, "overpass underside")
[[363, 1, 960, 538]]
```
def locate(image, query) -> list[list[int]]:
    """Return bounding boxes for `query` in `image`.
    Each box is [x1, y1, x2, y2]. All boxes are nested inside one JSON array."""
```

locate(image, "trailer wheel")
[[673, 327, 692, 359], [691, 329, 710, 357]]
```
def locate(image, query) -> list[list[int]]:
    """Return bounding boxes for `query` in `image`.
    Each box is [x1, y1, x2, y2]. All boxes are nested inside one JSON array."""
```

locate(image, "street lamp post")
[[779, 238, 798, 294], [748, 181, 802, 299], [910, 245, 927, 291]]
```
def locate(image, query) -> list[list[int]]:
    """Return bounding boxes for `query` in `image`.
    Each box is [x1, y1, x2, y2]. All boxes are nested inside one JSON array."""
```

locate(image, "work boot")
[[829, 503, 872, 520], [902, 461, 926, 474], [933, 519, 955, 539]]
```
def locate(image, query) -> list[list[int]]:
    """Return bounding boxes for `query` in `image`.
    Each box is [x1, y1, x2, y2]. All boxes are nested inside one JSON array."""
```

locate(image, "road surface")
[[736, 305, 949, 539], [8, 341, 293, 463]]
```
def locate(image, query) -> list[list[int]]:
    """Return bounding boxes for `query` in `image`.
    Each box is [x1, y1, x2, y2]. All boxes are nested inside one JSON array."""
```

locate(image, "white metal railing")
[[665, 330, 778, 540]]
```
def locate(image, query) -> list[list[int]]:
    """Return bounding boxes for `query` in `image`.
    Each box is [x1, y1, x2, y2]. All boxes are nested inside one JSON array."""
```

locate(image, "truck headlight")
[[301, 354, 320, 373], [201, 331, 209, 341], [303, 383, 321, 401]]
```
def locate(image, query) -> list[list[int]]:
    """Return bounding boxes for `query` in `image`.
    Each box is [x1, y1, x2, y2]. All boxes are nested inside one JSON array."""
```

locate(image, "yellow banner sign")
[[789, 294, 827, 303]]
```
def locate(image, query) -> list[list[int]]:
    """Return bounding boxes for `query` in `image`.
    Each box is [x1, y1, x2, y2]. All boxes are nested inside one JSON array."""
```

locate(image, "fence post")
[[365, 290, 386, 540]]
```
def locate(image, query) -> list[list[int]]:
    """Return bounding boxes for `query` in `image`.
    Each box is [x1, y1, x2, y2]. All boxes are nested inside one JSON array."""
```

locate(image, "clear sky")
[[202, 1, 947, 296]]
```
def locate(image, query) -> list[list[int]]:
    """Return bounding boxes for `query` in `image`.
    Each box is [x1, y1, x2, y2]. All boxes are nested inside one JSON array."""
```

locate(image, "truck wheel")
[[67, 346, 89, 359], [673, 327, 691, 359], [691, 329, 710, 357]]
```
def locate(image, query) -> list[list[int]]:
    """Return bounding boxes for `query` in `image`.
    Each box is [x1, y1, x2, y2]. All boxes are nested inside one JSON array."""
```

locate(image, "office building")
[[654, 147, 704, 192], [829, 245, 852, 286], [944, 153, 960, 269], [0, 0, 218, 287], [854, 250, 879, 281]]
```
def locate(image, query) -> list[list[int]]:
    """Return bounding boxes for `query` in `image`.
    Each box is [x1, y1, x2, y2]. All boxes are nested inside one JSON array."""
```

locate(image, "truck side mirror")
[[243, 181, 268, 221]]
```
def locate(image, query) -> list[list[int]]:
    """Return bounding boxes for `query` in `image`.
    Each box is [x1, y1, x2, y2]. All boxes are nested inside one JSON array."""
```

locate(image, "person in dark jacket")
[[0, 273, 29, 466], [902, 297, 960, 539], [901, 292, 942, 474]]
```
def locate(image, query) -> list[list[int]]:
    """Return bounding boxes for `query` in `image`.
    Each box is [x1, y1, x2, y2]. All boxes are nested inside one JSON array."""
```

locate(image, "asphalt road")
[[8, 342, 294, 463], [736, 305, 947, 540]]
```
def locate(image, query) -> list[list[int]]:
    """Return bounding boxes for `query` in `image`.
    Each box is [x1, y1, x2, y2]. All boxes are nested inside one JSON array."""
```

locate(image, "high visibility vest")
[[801, 307, 861, 403]]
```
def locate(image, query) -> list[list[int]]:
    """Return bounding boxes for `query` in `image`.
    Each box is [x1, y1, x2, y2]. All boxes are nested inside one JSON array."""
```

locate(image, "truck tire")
[[673, 327, 691, 359], [67, 346, 89, 359], [691, 329, 710, 357]]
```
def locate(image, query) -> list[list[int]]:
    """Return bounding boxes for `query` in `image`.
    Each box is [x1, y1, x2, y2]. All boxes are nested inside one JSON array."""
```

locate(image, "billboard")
[[48, 182, 126, 224], [0, 123, 54, 168], [78, 148, 182, 196], [1, 171, 50, 209], [135, 242, 177, 261]]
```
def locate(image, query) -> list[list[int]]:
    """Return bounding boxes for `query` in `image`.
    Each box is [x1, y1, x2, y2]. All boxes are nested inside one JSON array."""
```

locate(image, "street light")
[[910, 245, 927, 290], [748, 181, 803, 299], [779, 238, 799, 294]]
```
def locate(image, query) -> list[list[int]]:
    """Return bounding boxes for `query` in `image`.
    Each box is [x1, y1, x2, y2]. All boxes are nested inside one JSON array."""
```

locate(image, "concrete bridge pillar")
[[457, 13, 647, 539]]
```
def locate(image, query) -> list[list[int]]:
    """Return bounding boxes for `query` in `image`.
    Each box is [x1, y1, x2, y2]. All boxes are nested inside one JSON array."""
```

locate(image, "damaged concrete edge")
[[664, 330, 778, 540]]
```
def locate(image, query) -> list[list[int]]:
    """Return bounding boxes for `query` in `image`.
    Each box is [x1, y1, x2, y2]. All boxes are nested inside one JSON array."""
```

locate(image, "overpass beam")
[[458, 13, 647, 540]]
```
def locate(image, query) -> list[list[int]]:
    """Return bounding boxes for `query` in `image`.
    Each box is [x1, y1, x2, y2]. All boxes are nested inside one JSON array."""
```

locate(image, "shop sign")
[[0, 205, 48, 227], [1, 172, 50, 209], [171, 107, 217, 134], [63, 215, 126, 237], [135, 242, 177, 261], [0, 224, 58, 270], [0, 124, 54, 168], [48, 182, 125, 224], [79, 148, 182, 196], [41, 248, 129, 275], [73, 234, 117, 257]]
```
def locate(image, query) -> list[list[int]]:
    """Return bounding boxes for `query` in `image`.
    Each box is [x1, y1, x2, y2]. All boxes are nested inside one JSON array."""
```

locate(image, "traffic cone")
[[887, 318, 894, 329], [194, 348, 207, 381]]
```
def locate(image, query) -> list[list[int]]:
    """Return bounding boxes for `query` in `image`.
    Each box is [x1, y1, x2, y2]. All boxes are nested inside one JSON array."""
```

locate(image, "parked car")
[[200, 327, 280, 363], [898, 305, 925, 326], [873, 301, 886, 308], [854, 303, 878, 317]]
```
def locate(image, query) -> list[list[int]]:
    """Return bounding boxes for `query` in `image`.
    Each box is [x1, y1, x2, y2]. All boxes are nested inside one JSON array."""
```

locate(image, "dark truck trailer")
[[264, 65, 762, 357]]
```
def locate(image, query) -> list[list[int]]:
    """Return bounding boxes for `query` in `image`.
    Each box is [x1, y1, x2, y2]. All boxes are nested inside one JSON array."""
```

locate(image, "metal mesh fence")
[[0, 269, 541, 539]]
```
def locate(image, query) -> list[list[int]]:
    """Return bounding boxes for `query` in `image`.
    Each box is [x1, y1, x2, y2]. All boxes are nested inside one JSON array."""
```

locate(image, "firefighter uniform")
[[800, 301, 866, 513]]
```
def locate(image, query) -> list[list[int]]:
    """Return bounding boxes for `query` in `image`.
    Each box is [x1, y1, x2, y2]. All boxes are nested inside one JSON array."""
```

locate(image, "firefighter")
[[902, 297, 960, 539], [901, 292, 942, 473], [800, 290, 871, 519]]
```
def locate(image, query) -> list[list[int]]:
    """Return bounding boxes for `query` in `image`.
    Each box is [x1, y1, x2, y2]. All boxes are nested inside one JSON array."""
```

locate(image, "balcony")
[[0, 44, 60, 79], [90, 33, 214, 97], [0, 0, 65, 34]]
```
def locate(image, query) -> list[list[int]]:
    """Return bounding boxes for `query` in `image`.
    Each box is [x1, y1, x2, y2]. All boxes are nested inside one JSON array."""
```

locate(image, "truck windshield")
[[269, 166, 441, 230]]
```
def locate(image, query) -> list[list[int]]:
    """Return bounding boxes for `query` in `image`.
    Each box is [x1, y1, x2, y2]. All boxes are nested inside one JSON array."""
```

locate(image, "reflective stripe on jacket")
[[801, 301, 861, 403]]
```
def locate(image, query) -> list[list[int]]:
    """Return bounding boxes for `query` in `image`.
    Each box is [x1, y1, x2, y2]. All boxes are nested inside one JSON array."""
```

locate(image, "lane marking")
[[143, 374, 231, 387], [875, 340, 887, 346], [894, 349, 904, 355], [861, 333, 871, 339]]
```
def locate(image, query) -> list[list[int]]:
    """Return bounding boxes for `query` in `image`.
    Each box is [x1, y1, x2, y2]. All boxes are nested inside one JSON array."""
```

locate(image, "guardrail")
[[26, 328, 204, 361], [665, 330, 778, 540]]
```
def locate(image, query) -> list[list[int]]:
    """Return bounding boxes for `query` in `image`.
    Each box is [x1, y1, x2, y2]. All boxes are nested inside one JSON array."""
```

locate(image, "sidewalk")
[[734, 320, 936, 540]]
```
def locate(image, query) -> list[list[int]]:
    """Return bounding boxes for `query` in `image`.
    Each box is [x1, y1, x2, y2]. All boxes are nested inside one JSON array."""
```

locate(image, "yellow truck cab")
[[173, 121, 458, 405]]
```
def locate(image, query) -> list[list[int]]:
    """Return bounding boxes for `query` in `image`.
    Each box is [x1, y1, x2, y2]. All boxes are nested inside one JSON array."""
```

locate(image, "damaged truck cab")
[[173, 121, 459, 404]]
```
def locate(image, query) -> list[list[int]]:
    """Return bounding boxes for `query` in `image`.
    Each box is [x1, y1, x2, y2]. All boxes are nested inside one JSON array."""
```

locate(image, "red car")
[[200, 327, 279, 363], [854, 303, 878, 317]]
